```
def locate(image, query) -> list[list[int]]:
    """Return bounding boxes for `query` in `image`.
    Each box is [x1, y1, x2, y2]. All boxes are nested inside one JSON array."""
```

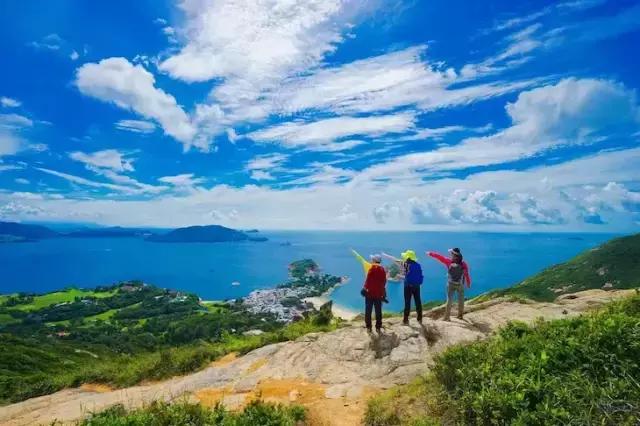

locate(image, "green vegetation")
[[365, 294, 640, 425], [486, 233, 640, 301], [288, 258, 319, 280], [2, 288, 116, 311], [79, 400, 305, 426], [0, 272, 342, 405]]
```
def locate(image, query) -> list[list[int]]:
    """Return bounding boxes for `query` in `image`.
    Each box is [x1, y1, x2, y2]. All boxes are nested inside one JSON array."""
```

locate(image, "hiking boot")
[[443, 317, 451, 322], [456, 315, 464, 320], [402, 319, 409, 325], [375, 327, 382, 334], [366, 327, 373, 334]]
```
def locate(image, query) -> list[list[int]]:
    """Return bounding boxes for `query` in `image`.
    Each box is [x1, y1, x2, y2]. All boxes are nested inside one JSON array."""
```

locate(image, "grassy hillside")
[[0, 268, 342, 404], [365, 294, 640, 425], [489, 233, 640, 301]]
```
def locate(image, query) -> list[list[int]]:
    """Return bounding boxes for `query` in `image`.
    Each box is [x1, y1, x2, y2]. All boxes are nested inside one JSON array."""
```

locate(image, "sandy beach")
[[304, 295, 359, 320]]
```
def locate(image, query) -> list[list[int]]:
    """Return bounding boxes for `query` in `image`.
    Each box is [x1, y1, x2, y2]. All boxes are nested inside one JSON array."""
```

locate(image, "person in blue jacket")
[[382, 249, 424, 324]]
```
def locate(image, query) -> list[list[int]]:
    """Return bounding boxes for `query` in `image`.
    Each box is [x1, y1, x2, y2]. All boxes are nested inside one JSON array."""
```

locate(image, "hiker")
[[360, 254, 387, 333], [427, 248, 471, 321], [383, 250, 424, 324]]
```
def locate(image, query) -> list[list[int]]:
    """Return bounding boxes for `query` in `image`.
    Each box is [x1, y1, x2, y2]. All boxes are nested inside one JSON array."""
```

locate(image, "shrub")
[[365, 295, 640, 425], [80, 400, 306, 426]]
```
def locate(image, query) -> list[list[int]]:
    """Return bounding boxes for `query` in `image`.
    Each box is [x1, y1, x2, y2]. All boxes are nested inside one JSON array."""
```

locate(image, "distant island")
[[0, 221, 59, 242], [0, 221, 267, 244], [64, 227, 152, 238], [147, 225, 267, 243]]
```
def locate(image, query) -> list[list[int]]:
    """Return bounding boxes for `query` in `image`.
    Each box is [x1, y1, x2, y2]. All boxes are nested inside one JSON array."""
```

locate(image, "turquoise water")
[[0, 231, 617, 311]]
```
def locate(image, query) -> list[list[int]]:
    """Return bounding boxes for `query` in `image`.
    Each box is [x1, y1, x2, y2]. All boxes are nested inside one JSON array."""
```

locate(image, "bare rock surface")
[[0, 289, 634, 426]]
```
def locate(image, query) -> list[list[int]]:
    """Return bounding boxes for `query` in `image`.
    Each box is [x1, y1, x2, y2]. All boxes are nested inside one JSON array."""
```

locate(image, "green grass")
[[8, 288, 116, 311], [0, 313, 18, 326], [79, 400, 306, 426], [489, 233, 640, 301], [83, 309, 119, 322], [202, 301, 229, 314], [365, 293, 640, 425]]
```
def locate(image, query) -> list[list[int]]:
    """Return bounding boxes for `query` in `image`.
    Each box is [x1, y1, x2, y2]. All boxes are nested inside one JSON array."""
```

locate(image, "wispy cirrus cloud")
[[115, 119, 157, 134], [357, 78, 640, 182], [246, 113, 416, 150]]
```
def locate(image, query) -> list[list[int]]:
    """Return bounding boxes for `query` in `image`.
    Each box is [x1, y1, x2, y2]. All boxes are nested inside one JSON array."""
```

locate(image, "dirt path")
[[0, 289, 633, 426]]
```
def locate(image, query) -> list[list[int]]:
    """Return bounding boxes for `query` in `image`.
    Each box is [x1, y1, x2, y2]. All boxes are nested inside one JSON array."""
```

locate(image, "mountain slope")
[[147, 225, 257, 243], [0, 288, 634, 426], [490, 233, 640, 301], [0, 221, 59, 240]]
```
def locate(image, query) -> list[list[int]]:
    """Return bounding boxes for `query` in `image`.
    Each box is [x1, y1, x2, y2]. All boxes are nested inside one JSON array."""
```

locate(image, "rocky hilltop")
[[0, 288, 633, 426]]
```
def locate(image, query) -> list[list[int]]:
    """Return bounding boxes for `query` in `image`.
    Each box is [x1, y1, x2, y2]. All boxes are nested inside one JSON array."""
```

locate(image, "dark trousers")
[[403, 285, 423, 322], [365, 297, 383, 330]]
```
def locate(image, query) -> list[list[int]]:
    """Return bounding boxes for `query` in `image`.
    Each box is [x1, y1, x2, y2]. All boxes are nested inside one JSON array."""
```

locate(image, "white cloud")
[[115, 119, 157, 134], [15, 178, 29, 185], [393, 124, 493, 142], [246, 153, 289, 171], [70, 50, 80, 61], [0, 113, 35, 157], [260, 46, 540, 117], [75, 58, 196, 147], [0, 114, 33, 129], [158, 173, 205, 189], [159, 0, 361, 83], [3, 146, 637, 230], [29, 33, 63, 51], [246, 153, 289, 181], [0, 97, 21, 108], [35, 167, 134, 192], [247, 113, 415, 149], [359, 78, 640, 182], [69, 149, 135, 172]]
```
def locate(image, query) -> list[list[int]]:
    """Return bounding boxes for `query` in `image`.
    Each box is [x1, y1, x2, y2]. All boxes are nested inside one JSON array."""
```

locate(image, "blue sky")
[[0, 0, 639, 230]]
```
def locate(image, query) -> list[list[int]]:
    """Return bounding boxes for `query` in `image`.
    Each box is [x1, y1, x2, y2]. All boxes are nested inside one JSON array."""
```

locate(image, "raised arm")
[[350, 248, 371, 274], [427, 251, 450, 267], [381, 252, 403, 265]]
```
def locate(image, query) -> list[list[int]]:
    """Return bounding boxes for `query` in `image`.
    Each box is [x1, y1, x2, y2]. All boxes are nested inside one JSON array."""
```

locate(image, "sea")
[[0, 231, 618, 312]]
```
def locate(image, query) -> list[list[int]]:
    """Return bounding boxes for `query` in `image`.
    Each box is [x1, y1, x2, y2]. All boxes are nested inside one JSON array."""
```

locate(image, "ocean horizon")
[[0, 230, 619, 312]]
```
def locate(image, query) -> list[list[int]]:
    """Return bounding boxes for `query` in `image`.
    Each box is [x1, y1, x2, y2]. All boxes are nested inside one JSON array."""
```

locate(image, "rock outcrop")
[[0, 289, 634, 426]]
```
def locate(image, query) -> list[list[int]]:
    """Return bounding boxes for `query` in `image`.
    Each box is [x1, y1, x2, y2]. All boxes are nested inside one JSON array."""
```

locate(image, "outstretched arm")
[[350, 248, 371, 274], [427, 251, 450, 267], [381, 252, 403, 265]]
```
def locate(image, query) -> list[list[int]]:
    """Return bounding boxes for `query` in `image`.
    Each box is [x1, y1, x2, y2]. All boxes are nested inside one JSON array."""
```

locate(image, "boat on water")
[[231, 281, 241, 286]]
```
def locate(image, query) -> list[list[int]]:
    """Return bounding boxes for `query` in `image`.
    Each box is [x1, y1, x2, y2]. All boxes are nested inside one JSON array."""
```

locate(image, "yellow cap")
[[401, 250, 417, 262]]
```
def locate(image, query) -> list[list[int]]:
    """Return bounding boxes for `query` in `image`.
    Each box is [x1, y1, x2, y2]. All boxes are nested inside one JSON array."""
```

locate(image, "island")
[[63, 226, 153, 238], [146, 224, 268, 243], [0, 221, 267, 243], [0, 221, 59, 241]]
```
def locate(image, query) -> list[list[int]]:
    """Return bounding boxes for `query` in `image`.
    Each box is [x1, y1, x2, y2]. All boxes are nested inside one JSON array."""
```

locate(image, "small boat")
[[231, 281, 241, 286]]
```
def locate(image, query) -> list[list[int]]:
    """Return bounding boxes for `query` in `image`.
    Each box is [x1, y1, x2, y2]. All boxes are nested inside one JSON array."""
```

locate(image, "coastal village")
[[240, 259, 345, 323]]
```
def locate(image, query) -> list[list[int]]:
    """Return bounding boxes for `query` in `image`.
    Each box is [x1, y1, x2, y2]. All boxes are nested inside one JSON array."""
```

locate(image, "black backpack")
[[448, 262, 464, 284]]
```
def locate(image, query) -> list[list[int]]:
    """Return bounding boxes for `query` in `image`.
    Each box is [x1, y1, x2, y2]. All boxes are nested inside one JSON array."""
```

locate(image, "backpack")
[[448, 262, 464, 284], [404, 261, 424, 286]]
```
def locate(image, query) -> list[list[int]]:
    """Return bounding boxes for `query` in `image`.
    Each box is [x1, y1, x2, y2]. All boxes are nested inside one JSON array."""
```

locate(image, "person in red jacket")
[[427, 248, 472, 321], [362, 254, 387, 332]]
